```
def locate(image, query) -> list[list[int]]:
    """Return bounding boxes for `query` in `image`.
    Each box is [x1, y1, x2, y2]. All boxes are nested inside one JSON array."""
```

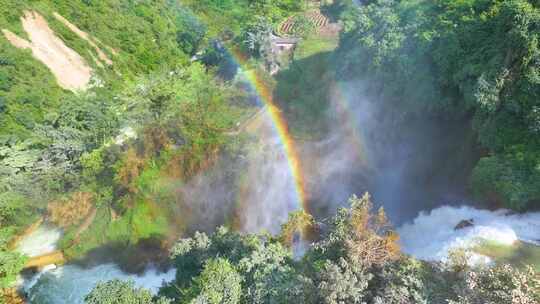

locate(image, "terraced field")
[[278, 11, 329, 36]]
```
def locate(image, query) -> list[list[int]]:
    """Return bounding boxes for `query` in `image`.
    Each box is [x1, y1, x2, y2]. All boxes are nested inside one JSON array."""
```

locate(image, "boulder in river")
[[454, 219, 474, 230]]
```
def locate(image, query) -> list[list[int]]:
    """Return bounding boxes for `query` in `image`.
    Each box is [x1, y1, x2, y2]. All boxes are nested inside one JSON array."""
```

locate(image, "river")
[[15, 223, 175, 304], [17, 204, 540, 303]]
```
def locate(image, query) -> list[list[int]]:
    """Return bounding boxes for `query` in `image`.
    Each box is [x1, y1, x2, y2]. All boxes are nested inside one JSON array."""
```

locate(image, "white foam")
[[20, 264, 58, 292], [25, 263, 176, 304], [114, 126, 137, 145], [16, 224, 62, 257], [397, 205, 540, 263]]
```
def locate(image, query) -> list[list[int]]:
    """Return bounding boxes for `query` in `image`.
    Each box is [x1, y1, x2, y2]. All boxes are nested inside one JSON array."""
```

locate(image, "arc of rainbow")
[[165, 1, 310, 220], [229, 48, 308, 214], [330, 81, 369, 168]]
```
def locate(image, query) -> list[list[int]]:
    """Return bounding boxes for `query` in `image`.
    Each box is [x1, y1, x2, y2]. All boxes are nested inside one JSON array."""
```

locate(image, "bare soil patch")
[[2, 11, 92, 91]]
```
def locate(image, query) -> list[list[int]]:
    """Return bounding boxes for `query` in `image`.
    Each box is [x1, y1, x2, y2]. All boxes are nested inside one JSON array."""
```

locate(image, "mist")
[[175, 111, 301, 235], [170, 74, 481, 236], [300, 79, 481, 225]]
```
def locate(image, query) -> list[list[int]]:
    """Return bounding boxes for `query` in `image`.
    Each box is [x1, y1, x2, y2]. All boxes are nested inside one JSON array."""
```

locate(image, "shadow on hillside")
[[274, 51, 336, 140]]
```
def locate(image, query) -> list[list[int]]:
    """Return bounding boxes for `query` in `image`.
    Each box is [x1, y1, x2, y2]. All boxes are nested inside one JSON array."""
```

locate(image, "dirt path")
[[53, 12, 113, 66], [2, 11, 92, 91]]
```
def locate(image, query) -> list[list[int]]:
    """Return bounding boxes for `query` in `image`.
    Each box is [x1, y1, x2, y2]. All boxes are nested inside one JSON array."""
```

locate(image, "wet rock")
[[454, 219, 474, 230]]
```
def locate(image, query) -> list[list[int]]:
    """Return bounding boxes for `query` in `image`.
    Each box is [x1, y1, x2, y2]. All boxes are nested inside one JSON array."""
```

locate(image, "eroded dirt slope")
[[2, 11, 93, 91]]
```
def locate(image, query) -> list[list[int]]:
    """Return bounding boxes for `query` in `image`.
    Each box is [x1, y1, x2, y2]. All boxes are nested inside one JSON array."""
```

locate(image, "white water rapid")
[[15, 224, 62, 257], [398, 205, 540, 263], [24, 264, 175, 304], [15, 224, 175, 304]]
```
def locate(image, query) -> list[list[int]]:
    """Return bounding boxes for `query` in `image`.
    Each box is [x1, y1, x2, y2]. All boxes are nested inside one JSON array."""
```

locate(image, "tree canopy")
[[333, 0, 540, 210]]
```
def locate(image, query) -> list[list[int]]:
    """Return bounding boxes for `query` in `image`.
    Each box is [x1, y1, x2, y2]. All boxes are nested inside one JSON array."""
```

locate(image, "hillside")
[[1, 0, 539, 303]]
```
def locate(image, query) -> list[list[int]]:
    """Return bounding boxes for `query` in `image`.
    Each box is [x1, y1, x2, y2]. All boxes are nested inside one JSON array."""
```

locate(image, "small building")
[[270, 34, 300, 56]]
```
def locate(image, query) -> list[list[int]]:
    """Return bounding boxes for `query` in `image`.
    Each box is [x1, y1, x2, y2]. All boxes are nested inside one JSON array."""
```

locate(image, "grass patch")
[[62, 198, 170, 260], [60, 206, 113, 259], [294, 34, 339, 61], [474, 240, 540, 272]]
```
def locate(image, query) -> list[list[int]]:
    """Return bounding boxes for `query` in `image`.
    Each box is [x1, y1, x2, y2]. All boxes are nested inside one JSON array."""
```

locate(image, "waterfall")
[[15, 224, 62, 258], [397, 205, 540, 263]]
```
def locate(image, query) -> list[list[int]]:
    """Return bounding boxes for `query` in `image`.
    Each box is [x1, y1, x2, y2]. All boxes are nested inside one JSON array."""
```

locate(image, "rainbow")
[[229, 48, 308, 213], [329, 81, 369, 168]]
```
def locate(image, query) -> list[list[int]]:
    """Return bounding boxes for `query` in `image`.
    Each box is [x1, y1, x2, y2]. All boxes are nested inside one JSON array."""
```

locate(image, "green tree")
[[84, 280, 171, 304], [448, 265, 540, 304], [174, 6, 208, 56], [0, 228, 26, 292], [187, 258, 242, 304], [333, 0, 540, 210]]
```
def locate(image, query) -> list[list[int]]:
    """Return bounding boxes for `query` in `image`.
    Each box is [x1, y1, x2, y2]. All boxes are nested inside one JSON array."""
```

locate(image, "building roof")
[[270, 34, 300, 44]]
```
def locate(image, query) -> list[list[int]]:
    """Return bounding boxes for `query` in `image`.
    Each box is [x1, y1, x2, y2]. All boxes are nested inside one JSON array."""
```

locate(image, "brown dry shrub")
[[165, 144, 219, 180], [47, 192, 93, 228], [142, 125, 171, 158], [346, 193, 401, 267], [1, 288, 26, 304], [115, 147, 145, 194]]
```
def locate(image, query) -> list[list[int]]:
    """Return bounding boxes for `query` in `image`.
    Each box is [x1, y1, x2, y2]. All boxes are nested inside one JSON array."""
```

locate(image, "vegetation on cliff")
[[1, 0, 539, 302], [330, 0, 540, 210]]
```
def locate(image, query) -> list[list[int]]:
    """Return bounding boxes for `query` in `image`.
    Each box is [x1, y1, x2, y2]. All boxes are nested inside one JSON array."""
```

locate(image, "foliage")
[[173, 6, 208, 56], [0, 248, 26, 290], [333, 0, 540, 210], [310, 193, 400, 268], [317, 257, 371, 304], [0, 226, 26, 292], [160, 227, 312, 303], [186, 258, 242, 304], [87, 193, 538, 303], [472, 152, 540, 210], [182, 0, 304, 37], [274, 34, 339, 139], [84, 280, 171, 304], [0, 0, 193, 139], [448, 265, 540, 304], [243, 17, 274, 61], [47, 192, 93, 228], [0, 0, 289, 299], [279, 210, 315, 246], [306, 193, 422, 304]]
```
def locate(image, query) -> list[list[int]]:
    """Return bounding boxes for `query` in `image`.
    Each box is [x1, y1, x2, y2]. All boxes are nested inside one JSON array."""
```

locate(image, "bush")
[[84, 280, 171, 304], [448, 265, 540, 304], [47, 192, 93, 228]]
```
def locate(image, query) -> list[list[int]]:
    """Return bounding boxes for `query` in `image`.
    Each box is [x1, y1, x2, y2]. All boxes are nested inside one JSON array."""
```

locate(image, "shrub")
[[47, 192, 93, 228], [448, 265, 540, 304]]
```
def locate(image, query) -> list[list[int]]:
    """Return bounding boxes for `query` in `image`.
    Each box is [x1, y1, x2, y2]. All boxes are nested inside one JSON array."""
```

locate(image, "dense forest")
[[331, 0, 540, 211], [0, 0, 539, 303]]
